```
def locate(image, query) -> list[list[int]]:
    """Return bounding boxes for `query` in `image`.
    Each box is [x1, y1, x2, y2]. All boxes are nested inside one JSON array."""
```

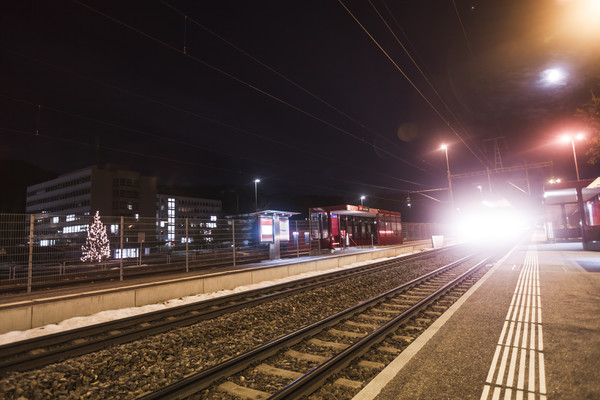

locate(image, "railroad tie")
[[393, 334, 414, 343], [329, 328, 363, 339], [308, 338, 347, 350], [424, 310, 442, 317], [378, 346, 402, 354], [358, 360, 385, 370], [380, 303, 407, 310], [285, 349, 328, 363], [402, 325, 424, 331], [370, 307, 398, 315], [217, 381, 271, 400], [359, 314, 390, 322], [334, 378, 363, 390], [345, 320, 379, 329], [255, 364, 303, 380]]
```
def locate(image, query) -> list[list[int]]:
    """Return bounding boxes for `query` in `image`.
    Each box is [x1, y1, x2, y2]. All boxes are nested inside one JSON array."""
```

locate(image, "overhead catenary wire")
[[70, 0, 444, 186], [158, 0, 440, 176], [370, 0, 490, 166], [338, 0, 489, 169], [0, 50, 424, 189]]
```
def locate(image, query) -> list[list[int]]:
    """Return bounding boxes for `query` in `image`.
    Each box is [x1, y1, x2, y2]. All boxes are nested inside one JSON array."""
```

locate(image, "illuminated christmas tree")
[[81, 211, 111, 263]]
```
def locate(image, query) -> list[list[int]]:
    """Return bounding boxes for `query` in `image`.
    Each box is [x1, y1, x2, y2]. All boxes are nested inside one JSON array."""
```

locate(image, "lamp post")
[[562, 133, 584, 181], [441, 144, 454, 211], [254, 179, 260, 211], [360, 195, 366, 206]]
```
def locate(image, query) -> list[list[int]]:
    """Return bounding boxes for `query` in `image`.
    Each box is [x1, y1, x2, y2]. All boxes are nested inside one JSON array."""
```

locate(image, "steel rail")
[[0, 248, 448, 375], [137, 254, 477, 400], [268, 256, 492, 399]]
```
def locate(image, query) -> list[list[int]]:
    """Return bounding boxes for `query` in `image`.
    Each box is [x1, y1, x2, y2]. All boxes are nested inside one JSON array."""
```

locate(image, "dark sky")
[[2, 0, 599, 210]]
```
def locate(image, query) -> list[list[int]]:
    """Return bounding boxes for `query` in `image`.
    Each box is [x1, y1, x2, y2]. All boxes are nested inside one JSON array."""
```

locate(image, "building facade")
[[156, 194, 222, 245], [26, 165, 157, 218]]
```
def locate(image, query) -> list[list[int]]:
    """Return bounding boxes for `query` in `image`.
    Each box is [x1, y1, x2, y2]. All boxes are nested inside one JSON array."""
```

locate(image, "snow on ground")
[[0, 254, 414, 346]]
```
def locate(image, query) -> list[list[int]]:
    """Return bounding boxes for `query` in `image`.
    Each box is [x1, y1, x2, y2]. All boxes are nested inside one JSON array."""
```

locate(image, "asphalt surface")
[[356, 240, 600, 400]]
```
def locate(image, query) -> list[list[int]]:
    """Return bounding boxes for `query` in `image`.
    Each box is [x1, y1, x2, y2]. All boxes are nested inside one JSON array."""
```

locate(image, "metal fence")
[[401, 222, 447, 242], [0, 213, 449, 293], [0, 213, 312, 292]]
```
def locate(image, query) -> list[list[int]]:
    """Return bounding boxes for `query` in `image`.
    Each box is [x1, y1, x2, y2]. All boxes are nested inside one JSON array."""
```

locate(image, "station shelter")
[[543, 177, 600, 250]]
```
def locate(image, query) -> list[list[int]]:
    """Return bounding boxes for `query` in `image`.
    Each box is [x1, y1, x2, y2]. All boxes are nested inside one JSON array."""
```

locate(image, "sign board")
[[279, 218, 290, 241], [259, 217, 274, 243], [431, 235, 444, 249]]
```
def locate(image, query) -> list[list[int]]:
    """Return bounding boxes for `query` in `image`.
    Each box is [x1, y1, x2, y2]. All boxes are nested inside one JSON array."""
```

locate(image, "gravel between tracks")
[[0, 250, 467, 399]]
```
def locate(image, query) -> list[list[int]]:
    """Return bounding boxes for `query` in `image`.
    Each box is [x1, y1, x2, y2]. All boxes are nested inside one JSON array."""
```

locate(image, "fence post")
[[120, 216, 124, 281], [295, 220, 299, 258], [185, 218, 189, 273], [28, 214, 34, 293], [232, 219, 236, 267]]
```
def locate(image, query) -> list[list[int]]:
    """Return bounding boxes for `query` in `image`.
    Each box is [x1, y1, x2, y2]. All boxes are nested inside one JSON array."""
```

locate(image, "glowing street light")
[[254, 179, 261, 211], [440, 144, 455, 211], [360, 195, 366, 206], [561, 133, 584, 181]]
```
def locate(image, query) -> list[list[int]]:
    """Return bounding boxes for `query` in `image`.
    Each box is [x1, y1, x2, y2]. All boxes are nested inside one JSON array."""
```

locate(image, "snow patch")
[[0, 254, 411, 346]]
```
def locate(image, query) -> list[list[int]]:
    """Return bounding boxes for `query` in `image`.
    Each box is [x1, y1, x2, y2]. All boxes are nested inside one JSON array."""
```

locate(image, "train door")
[[330, 213, 340, 247]]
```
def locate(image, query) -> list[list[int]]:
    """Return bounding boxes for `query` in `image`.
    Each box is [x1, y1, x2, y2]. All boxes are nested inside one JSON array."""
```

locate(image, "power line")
[[72, 0, 437, 180], [338, 0, 489, 169], [158, 0, 439, 176], [1, 49, 427, 190], [370, 0, 489, 165]]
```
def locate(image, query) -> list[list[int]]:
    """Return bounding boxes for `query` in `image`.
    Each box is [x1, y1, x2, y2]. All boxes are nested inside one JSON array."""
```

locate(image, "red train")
[[309, 205, 402, 250]]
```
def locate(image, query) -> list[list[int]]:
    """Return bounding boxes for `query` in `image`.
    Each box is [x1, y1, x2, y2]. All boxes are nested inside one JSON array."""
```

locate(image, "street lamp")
[[440, 144, 454, 211], [254, 179, 260, 211], [360, 195, 366, 206], [561, 133, 584, 181]]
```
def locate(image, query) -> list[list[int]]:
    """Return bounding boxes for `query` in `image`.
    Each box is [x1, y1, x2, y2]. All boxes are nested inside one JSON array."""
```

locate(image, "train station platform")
[[0, 239, 443, 335], [354, 237, 600, 400]]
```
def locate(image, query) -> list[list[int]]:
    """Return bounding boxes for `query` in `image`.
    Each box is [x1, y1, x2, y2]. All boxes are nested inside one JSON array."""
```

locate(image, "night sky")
[[2, 0, 599, 214]]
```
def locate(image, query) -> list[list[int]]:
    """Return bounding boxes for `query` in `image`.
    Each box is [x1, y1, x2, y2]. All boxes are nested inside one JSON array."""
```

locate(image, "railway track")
[[0, 248, 454, 376], [137, 253, 495, 399]]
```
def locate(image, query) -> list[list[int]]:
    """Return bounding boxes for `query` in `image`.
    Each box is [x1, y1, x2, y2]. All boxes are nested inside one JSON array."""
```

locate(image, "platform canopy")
[[250, 210, 300, 217], [543, 178, 600, 204]]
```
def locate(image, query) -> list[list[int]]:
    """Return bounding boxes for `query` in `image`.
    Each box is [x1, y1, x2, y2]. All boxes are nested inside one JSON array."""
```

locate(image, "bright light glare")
[[561, 133, 585, 142], [568, 0, 600, 34], [541, 68, 567, 86], [440, 144, 447, 150], [454, 207, 529, 245]]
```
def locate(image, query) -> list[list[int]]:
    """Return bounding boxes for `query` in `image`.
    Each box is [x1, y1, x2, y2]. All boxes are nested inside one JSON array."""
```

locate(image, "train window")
[[586, 196, 600, 226]]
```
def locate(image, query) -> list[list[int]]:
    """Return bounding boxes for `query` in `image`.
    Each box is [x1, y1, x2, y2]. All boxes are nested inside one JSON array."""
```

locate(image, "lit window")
[[111, 224, 119, 234], [210, 215, 217, 221], [128, 204, 133, 210], [52, 217, 59, 224], [67, 214, 75, 222]]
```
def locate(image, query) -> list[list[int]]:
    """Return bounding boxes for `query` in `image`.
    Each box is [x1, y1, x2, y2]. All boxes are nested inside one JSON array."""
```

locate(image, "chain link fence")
[[0, 213, 311, 292], [0, 213, 448, 293]]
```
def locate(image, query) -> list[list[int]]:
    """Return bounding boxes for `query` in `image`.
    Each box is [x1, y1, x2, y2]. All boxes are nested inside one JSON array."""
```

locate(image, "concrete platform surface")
[[354, 241, 600, 400]]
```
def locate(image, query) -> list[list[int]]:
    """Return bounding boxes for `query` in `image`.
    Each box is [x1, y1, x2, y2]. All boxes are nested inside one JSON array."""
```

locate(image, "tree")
[[81, 211, 111, 263], [576, 89, 600, 165]]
